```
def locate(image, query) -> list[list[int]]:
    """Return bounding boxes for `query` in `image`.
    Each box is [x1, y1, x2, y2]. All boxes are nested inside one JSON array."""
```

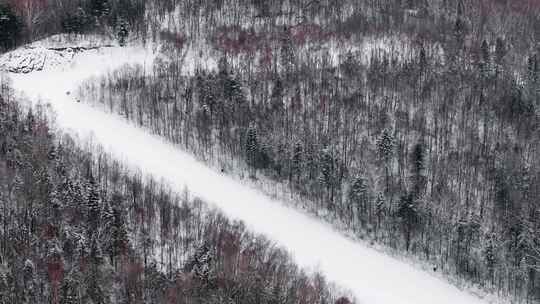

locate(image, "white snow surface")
[[5, 42, 496, 304], [0, 34, 119, 74]]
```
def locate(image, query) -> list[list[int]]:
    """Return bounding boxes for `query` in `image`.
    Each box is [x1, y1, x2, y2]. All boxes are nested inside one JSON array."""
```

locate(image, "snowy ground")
[[0, 34, 120, 74], [4, 40, 497, 304]]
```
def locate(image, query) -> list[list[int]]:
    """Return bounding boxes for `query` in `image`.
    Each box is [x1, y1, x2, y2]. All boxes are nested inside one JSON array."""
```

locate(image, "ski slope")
[[6, 45, 495, 304]]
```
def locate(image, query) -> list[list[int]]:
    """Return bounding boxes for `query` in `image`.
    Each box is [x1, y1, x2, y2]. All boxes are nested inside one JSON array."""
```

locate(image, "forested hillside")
[[0, 82, 351, 303], [1, 0, 539, 303], [72, 0, 540, 302]]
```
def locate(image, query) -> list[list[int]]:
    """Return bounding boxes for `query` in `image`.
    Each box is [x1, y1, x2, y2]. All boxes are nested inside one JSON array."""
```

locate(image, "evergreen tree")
[[453, 1, 466, 52], [106, 206, 128, 267], [102, 200, 114, 226], [86, 267, 104, 304], [397, 193, 419, 251], [86, 237, 105, 304], [495, 37, 506, 67], [291, 141, 303, 183], [528, 54, 539, 82], [374, 192, 386, 232], [527, 54, 539, 106], [377, 129, 394, 163], [377, 129, 394, 193], [87, 175, 101, 230], [245, 125, 259, 176], [0, 271, 9, 303], [418, 45, 427, 72], [280, 27, 296, 78], [349, 176, 369, 226], [271, 77, 284, 111], [23, 259, 34, 284], [411, 141, 426, 198], [61, 7, 90, 34], [0, 4, 22, 51], [60, 274, 79, 304], [116, 18, 129, 46], [480, 40, 492, 78], [483, 232, 497, 284], [341, 51, 360, 79], [186, 244, 214, 286], [454, 17, 466, 50], [319, 147, 339, 206], [89, 0, 110, 18]]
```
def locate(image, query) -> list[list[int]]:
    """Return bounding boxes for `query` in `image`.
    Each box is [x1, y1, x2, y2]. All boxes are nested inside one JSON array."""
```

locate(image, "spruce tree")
[[411, 141, 426, 198], [377, 129, 394, 193], [349, 176, 369, 225], [291, 141, 303, 183], [480, 40, 492, 78], [245, 125, 259, 176], [87, 175, 101, 230], [116, 19, 129, 46], [397, 193, 419, 251], [374, 192, 386, 232], [495, 37, 506, 67], [89, 0, 109, 18], [377, 129, 394, 163], [319, 147, 338, 205], [60, 274, 79, 304], [109, 206, 128, 266], [418, 45, 427, 72], [483, 232, 497, 284], [0, 4, 22, 51], [86, 237, 105, 303]]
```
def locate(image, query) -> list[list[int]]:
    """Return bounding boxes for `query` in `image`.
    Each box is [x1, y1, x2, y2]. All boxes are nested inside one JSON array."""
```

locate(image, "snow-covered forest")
[[0, 83, 351, 303], [0, 0, 539, 303]]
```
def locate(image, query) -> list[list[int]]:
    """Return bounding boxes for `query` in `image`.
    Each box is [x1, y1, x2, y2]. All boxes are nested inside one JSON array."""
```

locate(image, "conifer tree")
[[116, 19, 129, 46], [319, 147, 339, 206], [245, 125, 259, 177], [291, 141, 303, 183], [86, 175, 101, 231], [349, 176, 369, 226], [0, 4, 22, 51], [411, 141, 426, 198], [60, 274, 79, 304], [397, 193, 419, 251], [495, 37, 506, 67], [89, 0, 110, 18], [377, 129, 394, 194]]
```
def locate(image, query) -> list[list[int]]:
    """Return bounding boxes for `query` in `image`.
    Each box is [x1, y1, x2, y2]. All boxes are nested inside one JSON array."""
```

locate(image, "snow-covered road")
[[7, 46, 494, 304]]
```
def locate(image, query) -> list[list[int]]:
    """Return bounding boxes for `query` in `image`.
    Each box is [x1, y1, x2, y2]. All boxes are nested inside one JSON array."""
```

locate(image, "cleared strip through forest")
[[8, 47, 491, 304]]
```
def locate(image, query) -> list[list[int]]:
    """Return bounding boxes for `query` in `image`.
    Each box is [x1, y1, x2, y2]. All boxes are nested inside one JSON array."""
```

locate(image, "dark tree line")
[[0, 3, 22, 51], [0, 83, 353, 303], [77, 0, 540, 302], [0, 0, 150, 50]]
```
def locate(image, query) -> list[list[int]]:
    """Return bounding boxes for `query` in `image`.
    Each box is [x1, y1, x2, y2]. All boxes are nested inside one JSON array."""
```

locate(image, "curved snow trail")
[[7, 47, 492, 304]]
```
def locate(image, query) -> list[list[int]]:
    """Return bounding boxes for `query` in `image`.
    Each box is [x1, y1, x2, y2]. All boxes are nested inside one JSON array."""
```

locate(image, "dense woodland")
[[0, 0, 539, 303], [0, 0, 148, 50], [0, 81, 352, 304], [71, 0, 540, 302]]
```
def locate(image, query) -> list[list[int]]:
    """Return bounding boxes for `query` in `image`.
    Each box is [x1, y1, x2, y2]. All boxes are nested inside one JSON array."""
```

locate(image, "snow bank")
[[0, 46, 75, 73], [0, 34, 118, 74], [7, 43, 495, 304]]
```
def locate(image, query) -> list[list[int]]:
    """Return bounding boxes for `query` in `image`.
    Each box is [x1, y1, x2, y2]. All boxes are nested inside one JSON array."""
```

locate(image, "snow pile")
[[6, 40, 496, 304], [0, 46, 76, 73], [0, 34, 118, 74]]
